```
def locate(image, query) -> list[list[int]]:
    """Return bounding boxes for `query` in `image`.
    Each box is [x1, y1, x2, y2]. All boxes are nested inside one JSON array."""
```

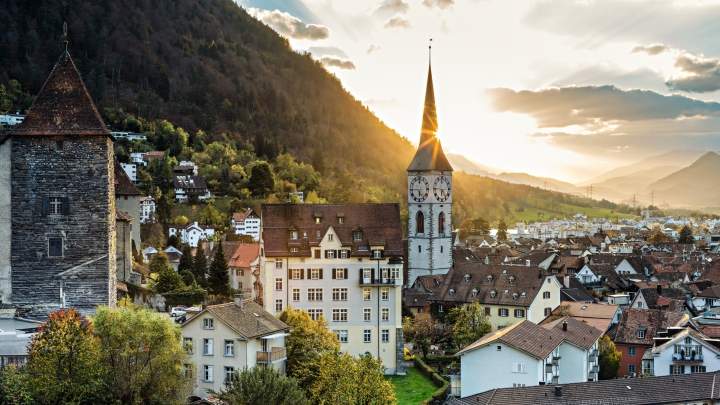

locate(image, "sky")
[[238, 0, 720, 183]]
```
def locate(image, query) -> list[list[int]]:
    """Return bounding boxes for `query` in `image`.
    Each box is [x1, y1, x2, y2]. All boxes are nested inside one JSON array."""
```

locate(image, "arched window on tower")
[[438, 212, 445, 235], [416, 211, 425, 234]]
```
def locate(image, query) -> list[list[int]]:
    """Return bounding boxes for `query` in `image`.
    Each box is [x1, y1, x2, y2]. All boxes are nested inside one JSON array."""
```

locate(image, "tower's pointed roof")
[[12, 50, 109, 136], [407, 61, 453, 172]]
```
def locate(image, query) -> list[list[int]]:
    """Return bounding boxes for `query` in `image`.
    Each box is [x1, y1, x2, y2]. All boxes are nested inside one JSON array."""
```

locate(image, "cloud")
[[367, 44, 381, 54], [320, 57, 356, 70], [384, 16, 411, 29], [488, 85, 720, 128], [248, 8, 329, 40], [667, 53, 720, 93], [374, 0, 409, 16], [307, 46, 348, 58], [422, 0, 454, 9], [632, 43, 668, 55]]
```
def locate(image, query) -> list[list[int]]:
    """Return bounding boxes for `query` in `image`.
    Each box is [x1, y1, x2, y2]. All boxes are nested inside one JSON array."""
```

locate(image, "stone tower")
[[9, 49, 116, 316], [406, 57, 453, 286]]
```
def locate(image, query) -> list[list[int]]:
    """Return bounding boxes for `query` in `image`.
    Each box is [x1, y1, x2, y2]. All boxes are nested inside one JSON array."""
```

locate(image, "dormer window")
[[290, 230, 299, 240], [353, 230, 363, 241], [449, 288, 456, 296], [316, 230, 321, 239], [464, 274, 471, 283], [508, 275, 516, 283], [490, 290, 497, 298], [486, 275, 494, 282], [637, 328, 646, 339], [338, 216, 345, 224], [315, 217, 321, 224], [512, 293, 519, 300], [471, 288, 478, 297], [372, 249, 383, 259]]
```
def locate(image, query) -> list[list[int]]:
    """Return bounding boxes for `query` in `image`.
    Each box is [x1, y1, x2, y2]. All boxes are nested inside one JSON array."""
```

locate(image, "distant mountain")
[[494, 172, 582, 196], [447, 153, 497, 176], [581, 150, 704, 186], [648, 152, 720, 207]]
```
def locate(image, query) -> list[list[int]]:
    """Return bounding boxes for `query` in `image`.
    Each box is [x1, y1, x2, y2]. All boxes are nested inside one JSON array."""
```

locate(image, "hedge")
[[414, 356, 449, 405]]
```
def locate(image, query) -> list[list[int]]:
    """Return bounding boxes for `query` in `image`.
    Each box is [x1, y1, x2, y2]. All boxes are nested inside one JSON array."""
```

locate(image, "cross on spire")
[[62, 22, 69, 53]]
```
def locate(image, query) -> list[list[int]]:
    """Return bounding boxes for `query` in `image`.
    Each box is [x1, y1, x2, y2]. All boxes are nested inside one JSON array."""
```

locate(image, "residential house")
[[115, 162, 143, 250], [181, 298, 289, 398], [455, 318, 602, 397], [174, 175, 211, 203], [139, 196, 156, 224], [169, 222, 215, 248], [610, 308, 688, 377], [231, 209, 261, 241], [630, 286, 686, 311], [643, 327, 720, 376], [447, 372, 720, 405], [174, 160, 199, 176], [0, 309, 41, 367], [403, 274, 445, 317], [0, 113, 25, 127], [120, 162, 137, 182], [542, 301, 621, 333], [226, 243, 260, 299], [260, 203, 405, 374], [431, 261, 562, 330]]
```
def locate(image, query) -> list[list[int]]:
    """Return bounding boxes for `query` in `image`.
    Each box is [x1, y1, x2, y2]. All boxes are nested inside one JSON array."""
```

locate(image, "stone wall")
[[11, 135, 116, 315]]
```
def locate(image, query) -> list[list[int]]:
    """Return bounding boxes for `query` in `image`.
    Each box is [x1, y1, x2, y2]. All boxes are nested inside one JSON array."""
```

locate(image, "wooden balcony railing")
[[257, 347, 287, 363]]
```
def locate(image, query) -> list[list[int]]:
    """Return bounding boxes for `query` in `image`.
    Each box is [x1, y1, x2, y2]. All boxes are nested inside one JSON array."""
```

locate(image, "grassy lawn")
[[387, 367, 437, 405]]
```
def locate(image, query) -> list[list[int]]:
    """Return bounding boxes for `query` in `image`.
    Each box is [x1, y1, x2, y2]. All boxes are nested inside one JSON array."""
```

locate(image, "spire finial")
[[428, 38, 433, 65], [62, 22, 69, 52]]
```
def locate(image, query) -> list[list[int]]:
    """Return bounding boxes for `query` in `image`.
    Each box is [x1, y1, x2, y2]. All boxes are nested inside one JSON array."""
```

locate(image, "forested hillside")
[[0, 0, 636, 226]]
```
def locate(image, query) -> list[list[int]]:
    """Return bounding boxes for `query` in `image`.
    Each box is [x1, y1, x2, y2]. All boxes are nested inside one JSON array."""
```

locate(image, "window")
[[353, 230, 364, 241], [224, 366, 235, 385], [203, 318, 215, 329], [292, 288, 300, 302], [364, 329, 372, 343], [308, 308, 323, 321], [183, 363, 193, 378], [381, 307, 391, 322], [340, 250, 349, 259], [49, 197, 63, 215], [333, 268, 347, 279], [438, 212, 445, 235], [372, 249, 383, 259], [637, 329, 646, 339], [484, 307, 491, 316], [497, 345, 502, 351], [203, 338, 213, 355], [544, 307, 552, 317], [512, 362, 527, 374], [498, 308, 509, 317], [275, 299, 283, 312], [335, 330, 348, 343], [203, 365, 214, 382], [275, 278, 283, 291], [310, 268, 322, 280], [691, 365, 706, 373], [332, 288, 348, 301], [308, 288, 323, 301], [328, 233, 333, 241], [290, 247, 299, 253], [314, 217, 321, 224], [338, 216, 345, 224], [314, 249, 321, 259], [276, 261, 283, 269], [325, 250, 337, 259], [291, 269, 303, 280], [381, 288, 389, 301], [637, 301, 643, 309], [364, 308, 372, 322], [628, 346, 636, 356], [670, 365, 685, 375], [362, 268, 372, 281], [332, 308, 348, 322], [48, 237, 63, 258], [382, 329, 390, 343], [418, 245, 422, 253], [514, 309, 525, 318], [183, 337, 193, 354], [363, 288, 371, 301], [543, 291, 551, 299], [291, 231, 299, 240], [224, 340, 235, 357], [390, 268, 400, 280]]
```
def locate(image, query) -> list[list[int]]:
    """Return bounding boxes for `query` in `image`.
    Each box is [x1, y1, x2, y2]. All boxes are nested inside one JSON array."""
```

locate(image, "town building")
[[431, 260, 562, 330], [110, 131, 146, 142], [643, 327, 720, 376], [406, 58, 453, 286], [181, 298, 289, 398], [231, 208, 261, 241], [260, 203, 405, 374], [174, 175, 211, 203], [174, 160, 199, 176], [0, 113, 25, 128], [226, 243, 260, 299], [139, 196, 156, 224], [456, 318, 602, 397], [120, 162, 137, 182], [0, 49, 117, 317], [169, 222, 215, 248], [542, 301, 621, 333], [115, 162, 143, 250]]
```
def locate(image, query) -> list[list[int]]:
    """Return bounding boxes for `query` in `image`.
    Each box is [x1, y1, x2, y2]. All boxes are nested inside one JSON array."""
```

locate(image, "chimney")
[[554, 386, 563, 397], [562, 320, 568, 332], [234, 293, 245, 308]]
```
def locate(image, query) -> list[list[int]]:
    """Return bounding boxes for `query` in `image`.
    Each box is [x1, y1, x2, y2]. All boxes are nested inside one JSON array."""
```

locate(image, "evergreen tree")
[[497, 219, 508, 241], [178, 245, 193, 274], [248, 162, 275, 197], [207, 243, 230, 296], [193, 243, 208, 288], [678, 225, 694, 244]]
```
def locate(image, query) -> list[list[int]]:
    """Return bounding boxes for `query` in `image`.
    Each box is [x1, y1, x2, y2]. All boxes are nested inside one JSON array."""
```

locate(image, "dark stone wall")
[[10, 135, 116, 314]]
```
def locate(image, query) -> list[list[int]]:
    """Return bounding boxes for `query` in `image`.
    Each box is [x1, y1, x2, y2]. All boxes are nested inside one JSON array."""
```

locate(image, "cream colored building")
[[181, 298, 289, 398], [260, 203, 405, 374]]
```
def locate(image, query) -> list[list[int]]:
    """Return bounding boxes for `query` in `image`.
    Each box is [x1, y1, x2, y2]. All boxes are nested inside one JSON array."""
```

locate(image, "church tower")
[[406, 50, 453, 286]]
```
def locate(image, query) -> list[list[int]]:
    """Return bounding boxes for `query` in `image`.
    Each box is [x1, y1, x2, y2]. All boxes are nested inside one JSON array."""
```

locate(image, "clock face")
[[433, 176, 451, 202], [409, 176, 430, 202]]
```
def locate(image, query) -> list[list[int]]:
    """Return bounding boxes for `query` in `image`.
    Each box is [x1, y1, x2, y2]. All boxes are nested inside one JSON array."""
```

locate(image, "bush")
[[162, 283, 208, 307], [414, 357, 449, 405]]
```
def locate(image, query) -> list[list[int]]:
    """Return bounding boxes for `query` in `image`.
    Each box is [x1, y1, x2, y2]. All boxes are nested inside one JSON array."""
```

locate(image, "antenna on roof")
[[62, 21, 69, 53]]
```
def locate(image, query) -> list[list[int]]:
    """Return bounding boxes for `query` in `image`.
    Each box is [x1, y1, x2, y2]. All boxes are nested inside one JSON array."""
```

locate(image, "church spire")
[[420, 40, 437, 145]]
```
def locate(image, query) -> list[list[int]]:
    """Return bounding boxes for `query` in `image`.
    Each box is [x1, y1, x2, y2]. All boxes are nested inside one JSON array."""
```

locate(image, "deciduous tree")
[[678, 225, 694, 244], [497, 219, 508, 241], [598, 335, 621, 380], [309, 353, 395, 405], [212, 365, 309, 405], [402, 315, 446, 358], [448, 302, 492, 349]]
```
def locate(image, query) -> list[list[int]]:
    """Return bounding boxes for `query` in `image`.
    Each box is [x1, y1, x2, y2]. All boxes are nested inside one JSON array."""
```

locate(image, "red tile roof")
[[228, 243, 260, 268]]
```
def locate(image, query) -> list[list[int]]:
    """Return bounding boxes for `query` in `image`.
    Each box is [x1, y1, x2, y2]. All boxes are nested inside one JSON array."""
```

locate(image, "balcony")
[[256, 347, 287, 364], [589, 349, 598, 362], [359, 276, 399, 286], [591, 365, 599, 374], [673, 345, 703, 362], [551, 376, 559, 384], [545, 363, 553, 373]]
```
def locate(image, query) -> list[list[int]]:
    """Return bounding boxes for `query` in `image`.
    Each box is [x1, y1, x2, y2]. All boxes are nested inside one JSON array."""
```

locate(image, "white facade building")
[[130, 152, 146, 166], [406, 60, 454, 286], [139, 196, 156, 224], [260, 203, 405, 374], [0, 114, 25, 127], [231, 208, 261, 241], [181, 299, 289, 398], [169, 222, 215, 248], [120, 162, 137, 183], [643, 328, 720, 376]]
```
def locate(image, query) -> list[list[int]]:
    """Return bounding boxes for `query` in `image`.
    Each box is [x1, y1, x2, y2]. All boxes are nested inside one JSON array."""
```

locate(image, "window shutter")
[[306, 269, 311, 279], [288, 268, 291, 280], [41, 197, 49, 216], [370, 268, 375, 281], [332, 269, 336, 279], [319, 269, 323, 279], [61, 197, 70, 215]]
